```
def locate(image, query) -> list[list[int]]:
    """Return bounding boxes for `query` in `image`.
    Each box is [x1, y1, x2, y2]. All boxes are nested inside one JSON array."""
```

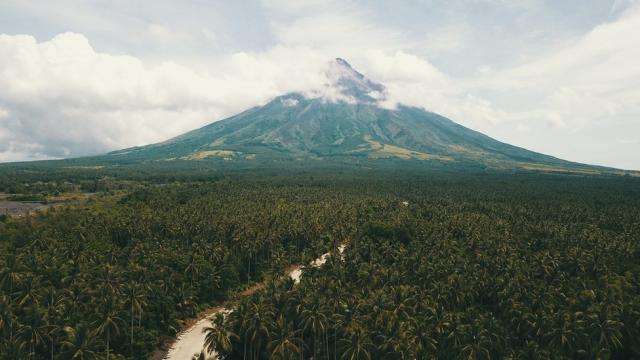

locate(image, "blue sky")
[[0, 0, 639, 169]]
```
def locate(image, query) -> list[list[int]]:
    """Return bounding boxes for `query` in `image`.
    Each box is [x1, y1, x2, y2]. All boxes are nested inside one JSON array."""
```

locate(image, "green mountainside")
[[74, 59, 622, 174]]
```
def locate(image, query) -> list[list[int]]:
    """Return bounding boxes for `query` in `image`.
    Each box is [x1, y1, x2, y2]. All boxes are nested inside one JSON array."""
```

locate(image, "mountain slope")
[[102, 58, 606, 173]]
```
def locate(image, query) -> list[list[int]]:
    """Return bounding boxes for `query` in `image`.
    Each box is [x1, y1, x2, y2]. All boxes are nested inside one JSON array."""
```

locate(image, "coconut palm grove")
[[1, 164, 640, 359]]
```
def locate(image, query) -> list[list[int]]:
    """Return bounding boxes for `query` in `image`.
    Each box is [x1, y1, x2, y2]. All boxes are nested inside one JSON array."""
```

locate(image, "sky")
[[0, 0, 639, 169]]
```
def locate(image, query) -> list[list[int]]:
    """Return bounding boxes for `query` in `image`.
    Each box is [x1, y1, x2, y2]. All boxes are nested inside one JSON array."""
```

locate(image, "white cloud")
[[0, 33, 230, 160], [363, 50, 449, 85], [280, 98, 299, 107], [140, 23, 218, 51], [0, 1, 639, 169], [0, 33, 358, 161], [261, 0, 410, 57], [356, 50, 509, 131], [146, 24, 189, 46], [451, 5, 640, 166]]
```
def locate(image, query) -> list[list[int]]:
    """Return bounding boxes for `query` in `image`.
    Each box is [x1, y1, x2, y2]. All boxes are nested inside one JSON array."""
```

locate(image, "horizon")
[[1, 1, 639, 170]]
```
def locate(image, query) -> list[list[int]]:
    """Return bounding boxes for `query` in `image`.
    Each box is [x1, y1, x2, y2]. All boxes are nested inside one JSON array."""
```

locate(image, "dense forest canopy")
[[1, 165, 639, 359], [214, 176, 640, 359]]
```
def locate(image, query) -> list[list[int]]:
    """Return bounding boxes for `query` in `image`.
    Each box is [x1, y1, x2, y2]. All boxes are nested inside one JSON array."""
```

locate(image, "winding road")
[[163, 245, 345, 360]]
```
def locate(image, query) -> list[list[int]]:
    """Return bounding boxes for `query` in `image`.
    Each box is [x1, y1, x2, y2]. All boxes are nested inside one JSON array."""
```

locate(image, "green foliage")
[[0, 179, 384, 358], [6, 194, 48, 202], [212, 174, 640, 360], [1, 170, 639, 359]]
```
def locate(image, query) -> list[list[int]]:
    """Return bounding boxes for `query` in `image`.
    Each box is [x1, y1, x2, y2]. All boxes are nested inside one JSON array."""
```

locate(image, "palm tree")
[[242, 302, 273, 360], [206, 264, 222, 297], [184, 253, 202, 289], [298, 300, 328, 359], [338, 326, 374, 360], [16, 306, 49, 358], [268, 317, 302, 360], [17, 275, 43, 307], [60, 325, 100, 360], [0, 295, 15, 340], [124, 281, 147, 352], [586, 307, 623, 356], [203, 312, 237, 356], [61, 283, 90, 320], [96, 264, 122, 298], [0, 254, 24, 297], [43, 286, 64, 360], [459, 328, 492, 360], [93, 300, 124, 360]]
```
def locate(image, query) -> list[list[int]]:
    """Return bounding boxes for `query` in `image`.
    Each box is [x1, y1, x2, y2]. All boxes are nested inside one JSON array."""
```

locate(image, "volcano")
[[99, 58, 606, 173]]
